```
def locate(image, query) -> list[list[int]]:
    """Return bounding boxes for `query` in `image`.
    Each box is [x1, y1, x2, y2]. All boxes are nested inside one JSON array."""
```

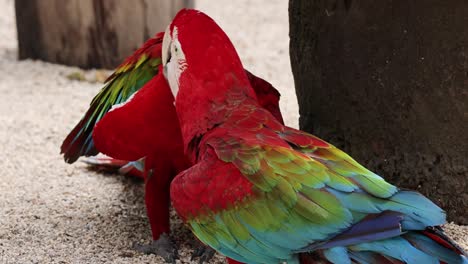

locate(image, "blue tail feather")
[[350, 236, 439, 264], [299, 211, 403, 253], [327, 188, 446, 231], [319, 231, 467, 264], [323, 247, 351, 264]]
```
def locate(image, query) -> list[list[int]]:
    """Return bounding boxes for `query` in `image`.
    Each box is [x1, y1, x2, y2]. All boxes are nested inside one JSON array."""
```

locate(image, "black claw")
[[199, 248, 215, 264], [133, 233, 178, 263], [191, 244, 216, 264], [191, 247, 203, 261]]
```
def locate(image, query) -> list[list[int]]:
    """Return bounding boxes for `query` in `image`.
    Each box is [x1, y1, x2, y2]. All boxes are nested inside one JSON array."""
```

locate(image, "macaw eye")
[[174, 46, 178, 53]]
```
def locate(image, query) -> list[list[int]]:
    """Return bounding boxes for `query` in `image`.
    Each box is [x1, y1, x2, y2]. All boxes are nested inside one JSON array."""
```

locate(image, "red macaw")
[[161, 9, 467, 264], [61, 32, 284, 263]]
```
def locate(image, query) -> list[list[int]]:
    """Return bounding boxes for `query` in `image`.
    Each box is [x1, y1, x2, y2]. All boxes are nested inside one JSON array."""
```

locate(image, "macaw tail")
[[82, 156, 145, 179], [300, 227, 467, 264]]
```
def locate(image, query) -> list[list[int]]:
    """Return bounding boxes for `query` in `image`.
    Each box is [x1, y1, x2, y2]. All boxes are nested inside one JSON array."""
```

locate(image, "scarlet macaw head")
[[161, 9, 258, 146], [161, 9, 256, 101]]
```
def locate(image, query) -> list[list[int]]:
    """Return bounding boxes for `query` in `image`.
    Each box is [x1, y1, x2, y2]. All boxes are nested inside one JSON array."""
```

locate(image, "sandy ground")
[[0, 0, 466, 263]]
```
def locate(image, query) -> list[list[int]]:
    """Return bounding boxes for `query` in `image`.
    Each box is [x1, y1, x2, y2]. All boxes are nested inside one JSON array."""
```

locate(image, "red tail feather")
[[226, 258, 244, 264], [421, 227, 466, 256]]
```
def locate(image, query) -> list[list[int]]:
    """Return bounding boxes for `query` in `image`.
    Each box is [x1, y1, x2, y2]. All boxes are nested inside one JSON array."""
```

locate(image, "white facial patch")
[[163, 26, 187, 99], [162, 26, 171, 68]]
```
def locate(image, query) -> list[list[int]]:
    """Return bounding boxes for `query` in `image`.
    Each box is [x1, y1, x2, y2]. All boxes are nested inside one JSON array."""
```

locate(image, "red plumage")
[[91, 63, 284, 245], [93, 70, 189, 239], [61, 10, 285, 261], [164, 9, 467, 264], [60, 33, 165, 163]]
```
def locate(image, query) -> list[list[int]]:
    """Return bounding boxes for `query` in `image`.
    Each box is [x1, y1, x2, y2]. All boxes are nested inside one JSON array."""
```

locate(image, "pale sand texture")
[[0, 0, 466, 263]]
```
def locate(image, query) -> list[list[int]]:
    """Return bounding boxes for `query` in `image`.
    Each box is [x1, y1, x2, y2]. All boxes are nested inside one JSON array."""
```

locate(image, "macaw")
[[60, 32, 285, 263], [162, 9, 468, 264]]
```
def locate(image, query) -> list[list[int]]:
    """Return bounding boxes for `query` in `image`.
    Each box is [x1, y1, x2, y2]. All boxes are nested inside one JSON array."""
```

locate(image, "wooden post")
[[289, 0, 468, 223], [15, 0, 193, 69]]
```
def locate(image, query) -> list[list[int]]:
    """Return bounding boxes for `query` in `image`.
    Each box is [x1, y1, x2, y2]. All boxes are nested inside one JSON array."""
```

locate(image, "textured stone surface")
[[289, 0, 468, 223]]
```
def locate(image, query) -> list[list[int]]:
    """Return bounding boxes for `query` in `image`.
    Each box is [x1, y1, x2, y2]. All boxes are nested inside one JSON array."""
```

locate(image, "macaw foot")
[[191, 243, 216, 263], [133, 233, 178, 263]]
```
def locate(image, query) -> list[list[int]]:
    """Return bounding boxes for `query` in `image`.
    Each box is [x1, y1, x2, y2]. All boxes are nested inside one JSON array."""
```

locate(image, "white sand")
[[0, 0, 465, 263]]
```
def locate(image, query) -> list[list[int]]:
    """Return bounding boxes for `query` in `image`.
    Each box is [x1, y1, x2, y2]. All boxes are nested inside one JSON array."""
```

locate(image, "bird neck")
[[175, 69, 256, 159]]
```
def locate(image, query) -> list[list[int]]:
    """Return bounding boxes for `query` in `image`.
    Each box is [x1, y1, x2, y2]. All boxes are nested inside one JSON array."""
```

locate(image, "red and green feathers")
[[163, 9, 467, 264], [61, 33, 165, 163], [60, 27, 285, 261], [61, 8, 467, 264], [172, 97, 462, 263]]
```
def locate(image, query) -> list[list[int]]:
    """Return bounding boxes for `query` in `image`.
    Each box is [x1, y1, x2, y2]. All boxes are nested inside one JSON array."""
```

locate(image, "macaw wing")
[[60, 32, 164, 163], [176, 106, 445, 263], [177, 136, 358, 263], [90, 70, 283, 163], [276, 126, 445, 230], [92, 71, 182, 162]]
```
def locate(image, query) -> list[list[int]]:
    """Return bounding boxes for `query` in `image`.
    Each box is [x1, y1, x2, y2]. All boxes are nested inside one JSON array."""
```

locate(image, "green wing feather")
[[175, 103, 442, 264]]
